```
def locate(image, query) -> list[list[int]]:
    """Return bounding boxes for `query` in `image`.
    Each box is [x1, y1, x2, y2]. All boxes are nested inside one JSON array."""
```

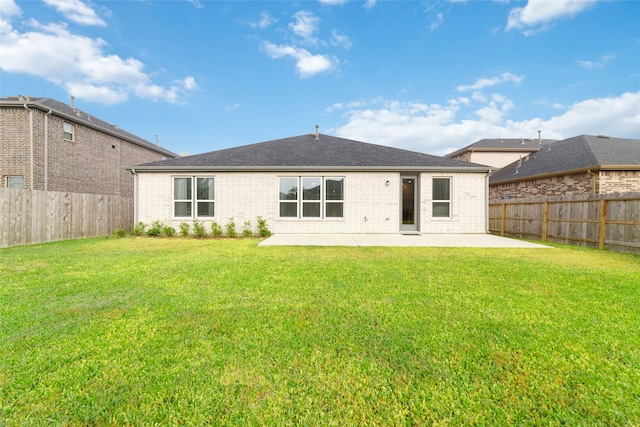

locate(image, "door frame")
[[400, 175, 419, 232]]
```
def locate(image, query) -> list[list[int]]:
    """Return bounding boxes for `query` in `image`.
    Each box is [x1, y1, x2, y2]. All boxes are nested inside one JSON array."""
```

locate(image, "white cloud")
[[507, 0, 597, 33], [250, 11, 276, 29], [42, 0, 106, 26], [0, 16, 196, 105], [262, 41, 337, 78], [364, 0, 376, 9], [456, 72, 523, 92], [430, 12, 443, 30], [332, 91, 640, 156], [289, 10, 320, 44], [575, 54, 615, 69], [331, 30, 352, 49], [318, 0, 349, 5]]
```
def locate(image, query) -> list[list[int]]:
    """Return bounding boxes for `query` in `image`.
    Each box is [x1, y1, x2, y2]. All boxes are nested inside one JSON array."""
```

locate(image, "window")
[[173, 176, 214, 218], [63, 122, 75, 141], [6, 176, 24, 189], [432, 177, 450, 218], [279, 177, 344, 218]]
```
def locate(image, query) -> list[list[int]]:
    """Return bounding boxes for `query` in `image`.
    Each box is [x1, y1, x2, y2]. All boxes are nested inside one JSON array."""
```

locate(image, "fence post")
[[500, 203, 506, 236], [542, 201, 549, 242], [598, 199, 607, 250]]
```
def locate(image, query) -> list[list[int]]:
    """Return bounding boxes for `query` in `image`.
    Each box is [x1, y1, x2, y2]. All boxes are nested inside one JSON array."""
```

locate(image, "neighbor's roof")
[[445, 138, 557, 158], [133, 133, 494, 172], [0, 96, 177, 158], [490, 135, 640, 184]]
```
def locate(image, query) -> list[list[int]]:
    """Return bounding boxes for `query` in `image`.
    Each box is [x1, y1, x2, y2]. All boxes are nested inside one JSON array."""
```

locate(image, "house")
[[131, 130, 495, 234], [0, 96, 177, 197], [446, 136, 556, 169], [489, 134, 640, 200]]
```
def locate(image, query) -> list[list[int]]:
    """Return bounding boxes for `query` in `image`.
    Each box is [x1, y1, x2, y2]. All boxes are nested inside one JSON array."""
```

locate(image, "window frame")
[[432, 177, 451, 218], [6, 176, 24, 189], [173, 176, 215, 219], [63, 122, 75, 141], [278, 176, 344, 219]]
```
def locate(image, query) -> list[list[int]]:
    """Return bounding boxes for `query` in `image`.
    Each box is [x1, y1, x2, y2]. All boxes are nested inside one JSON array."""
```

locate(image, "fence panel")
[[490, 193, 640, 254], [0, 189, 133, 248]]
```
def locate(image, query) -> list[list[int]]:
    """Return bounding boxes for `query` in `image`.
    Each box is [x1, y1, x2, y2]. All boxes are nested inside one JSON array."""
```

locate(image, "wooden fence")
[[489, 193, 640, 254], [1, 189, 134, 248]]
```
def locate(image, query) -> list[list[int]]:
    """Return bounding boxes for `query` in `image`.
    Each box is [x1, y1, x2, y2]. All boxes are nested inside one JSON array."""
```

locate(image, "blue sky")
[[1, 0, 639, 157]]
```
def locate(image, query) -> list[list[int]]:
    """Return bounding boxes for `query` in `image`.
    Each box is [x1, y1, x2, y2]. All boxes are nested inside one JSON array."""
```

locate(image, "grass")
[[1, 237, 639, 425]]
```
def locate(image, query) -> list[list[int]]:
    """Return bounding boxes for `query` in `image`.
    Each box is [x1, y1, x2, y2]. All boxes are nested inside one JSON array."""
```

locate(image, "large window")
[[63, 122, 75, 141], [432, 177, 450, 218], [6, 176, 24, 189], [279, 177, 344, 218], [174, 176, 214, 218]]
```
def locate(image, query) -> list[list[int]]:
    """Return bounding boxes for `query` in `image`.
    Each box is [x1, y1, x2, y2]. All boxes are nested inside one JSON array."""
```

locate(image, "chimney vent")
[[315, 125, 319, 140], [70, 95, 75, 109]]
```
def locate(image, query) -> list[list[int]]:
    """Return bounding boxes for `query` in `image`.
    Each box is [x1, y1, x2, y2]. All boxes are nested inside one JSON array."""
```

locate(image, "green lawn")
[[1, 237, 639, 425]]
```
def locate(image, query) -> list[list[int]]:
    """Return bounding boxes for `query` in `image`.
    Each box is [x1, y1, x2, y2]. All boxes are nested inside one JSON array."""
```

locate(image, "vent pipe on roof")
[[70, 95, 75, 109], [315, 124, 319, 140], [538, 130, 541, 144]]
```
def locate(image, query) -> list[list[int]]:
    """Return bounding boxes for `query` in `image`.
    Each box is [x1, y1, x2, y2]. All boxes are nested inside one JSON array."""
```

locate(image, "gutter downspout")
[[130, 168, 138, 224], [587, 169, 597, 195], [23, 104, 34, 190], [44, 110, 53, 191], [485, 169, 495, 233]]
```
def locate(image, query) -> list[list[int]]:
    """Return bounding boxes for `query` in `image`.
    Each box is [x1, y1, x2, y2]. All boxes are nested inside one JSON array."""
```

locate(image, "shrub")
[[132, 222, 147, 236], [179, 222, 190, 237], [112, 229, 127, 238], [163, 226, 176, 237], [243, 220, 253, 237], [147, 220, 163, 237], [193, 220, 207, 238], [257, 216, 272, 237], [211, 221, 223, 238], [225, 218, 237, 238]]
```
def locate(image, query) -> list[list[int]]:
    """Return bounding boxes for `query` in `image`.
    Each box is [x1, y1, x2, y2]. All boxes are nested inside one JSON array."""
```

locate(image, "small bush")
[[211, 221, 223, 238], [257, 216, 272, 237], [225, 218, 237, 238], [147, 220, 163, 237], [193, 220, 207, 238], [163, 226, 176, 237], [243, 220, 253, 237], [179, 222, 190, 237], [132, 222, 147, 236], [112, 229, 127, 238]]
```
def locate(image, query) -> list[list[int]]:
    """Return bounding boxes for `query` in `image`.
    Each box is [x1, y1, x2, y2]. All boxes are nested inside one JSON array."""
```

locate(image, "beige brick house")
[[489, 135, 640, 200], [1, 96, 177, 197], [131, 131, 495, 234], [446, 137, 557, 169]]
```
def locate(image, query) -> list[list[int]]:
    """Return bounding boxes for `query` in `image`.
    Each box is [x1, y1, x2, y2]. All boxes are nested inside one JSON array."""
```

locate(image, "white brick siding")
[[136, 171, 488, 234]]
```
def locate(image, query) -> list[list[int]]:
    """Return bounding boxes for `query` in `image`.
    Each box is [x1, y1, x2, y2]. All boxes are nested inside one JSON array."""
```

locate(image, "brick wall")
[[1, 105, 171, 197], [490, 170, 640, 201], [136, 171, 488, 234], [599, 170, 640, 194], [490, 172, 593, 200]]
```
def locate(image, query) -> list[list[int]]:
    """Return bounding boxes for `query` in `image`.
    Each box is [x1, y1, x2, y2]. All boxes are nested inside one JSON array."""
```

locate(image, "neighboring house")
[[131, 131, 495, 234], [490, 135, 640, 200], [446, 137, 556, 169], [0, 96, 177, 197]]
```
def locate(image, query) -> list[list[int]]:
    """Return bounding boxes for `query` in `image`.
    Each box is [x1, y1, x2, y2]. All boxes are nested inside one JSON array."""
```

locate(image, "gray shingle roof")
[[490, 135, 640, 184], [446, 137, 557, 158], [0, 96, 177, 158], [134, 133, 494, 172]]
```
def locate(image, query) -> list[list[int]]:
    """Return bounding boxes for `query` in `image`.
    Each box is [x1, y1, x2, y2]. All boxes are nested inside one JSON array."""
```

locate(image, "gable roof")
[[445, 137, 557, 158], [0, 96, 177, 158], [490, 135, 640, 184], [133, 133, 494, 172]]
